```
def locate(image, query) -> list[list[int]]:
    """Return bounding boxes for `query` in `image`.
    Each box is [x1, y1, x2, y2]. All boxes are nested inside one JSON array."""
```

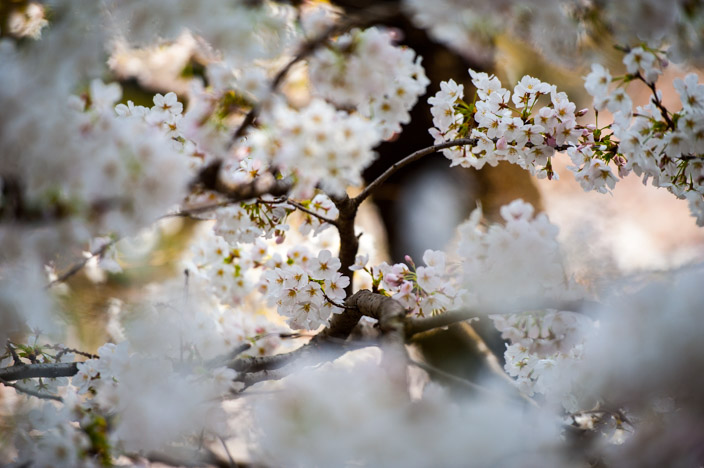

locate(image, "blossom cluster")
[[251, 349, 565, 468], [493, 311, 591, 408], [0, 32, 194, 243], [248, 98, 382, 197], [431, 45, 704, 225], [188, 215, 347, 331], [213, 201, 289, 245], [11, 390, 91, 467], [585, 46, 704, 224], [429, 70, 588, 182], [73, 342, 236, 453], [17, 262, 285, 460], [354, 249, 464, 317], [309, 27, 430, 139], [261, 248, 349, 330], [456, 200, 580, 313]]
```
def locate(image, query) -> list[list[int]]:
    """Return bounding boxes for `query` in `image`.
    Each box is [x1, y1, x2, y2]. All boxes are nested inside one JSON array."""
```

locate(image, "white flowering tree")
[[2, 1, 704, 466]]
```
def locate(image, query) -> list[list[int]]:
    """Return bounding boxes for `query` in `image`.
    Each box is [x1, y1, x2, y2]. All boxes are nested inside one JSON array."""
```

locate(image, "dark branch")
[[635, 72, 675, 130], [0, 362, 78, 382], [237, 368, 288, 388], [192, 160, 293, 202], [405, 309, 479, 339], [283, 198, 338, 227], [231, 290, 405, 379], [7, 341, 22, 365], [319, 194, 363, 339], [205, 343, 252, 369], [257, 197, 338, 227]]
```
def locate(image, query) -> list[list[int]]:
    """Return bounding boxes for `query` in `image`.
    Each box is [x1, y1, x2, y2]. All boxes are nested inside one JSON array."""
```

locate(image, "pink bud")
[[576, 108, 589, 117], [386, 273, 403, 287], [496, 136, 508, 151]]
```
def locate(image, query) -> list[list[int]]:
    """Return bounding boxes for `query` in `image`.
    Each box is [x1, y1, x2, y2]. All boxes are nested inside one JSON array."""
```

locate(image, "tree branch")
[[0, 378, 63, 402], [257, 197, 339, 227], [0, 362, 78, 382], [345, 290, 405, 335], [353, 138, 478, 207], [237, 368, 289, 388], [407, 358, 492, 395], [46, 239, 115, 288], [313, 194, 364, 340], [635, 72, 675, 130], [138, 446, 244, 468], [192, 161, 294, 202], [205, 343, 252, 369], [161, 200, 240, 219], [231, 290, 405, 379], [405, 309, 479, 339]]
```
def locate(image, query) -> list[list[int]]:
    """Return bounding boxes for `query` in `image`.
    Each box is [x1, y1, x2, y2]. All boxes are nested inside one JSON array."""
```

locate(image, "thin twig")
[[6, 342, 22, 366], [407, 358, 492, 394], [406, 297, 596, 338], [192, 161, 294, 203], [219, 437, 236, 468], [285, 199, 338, 227], [205, 343, 252, 369], [160, 200, 239, 219], [353, 138, 478, 207], [635, 72, 674, 130], [46, 239, 115, 288], [0, 378, 63, 402], [256, 197, 338, 226], [50, 345, 98, 361], [140, 447, 235, 468], [321, 290, 355, 310]]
